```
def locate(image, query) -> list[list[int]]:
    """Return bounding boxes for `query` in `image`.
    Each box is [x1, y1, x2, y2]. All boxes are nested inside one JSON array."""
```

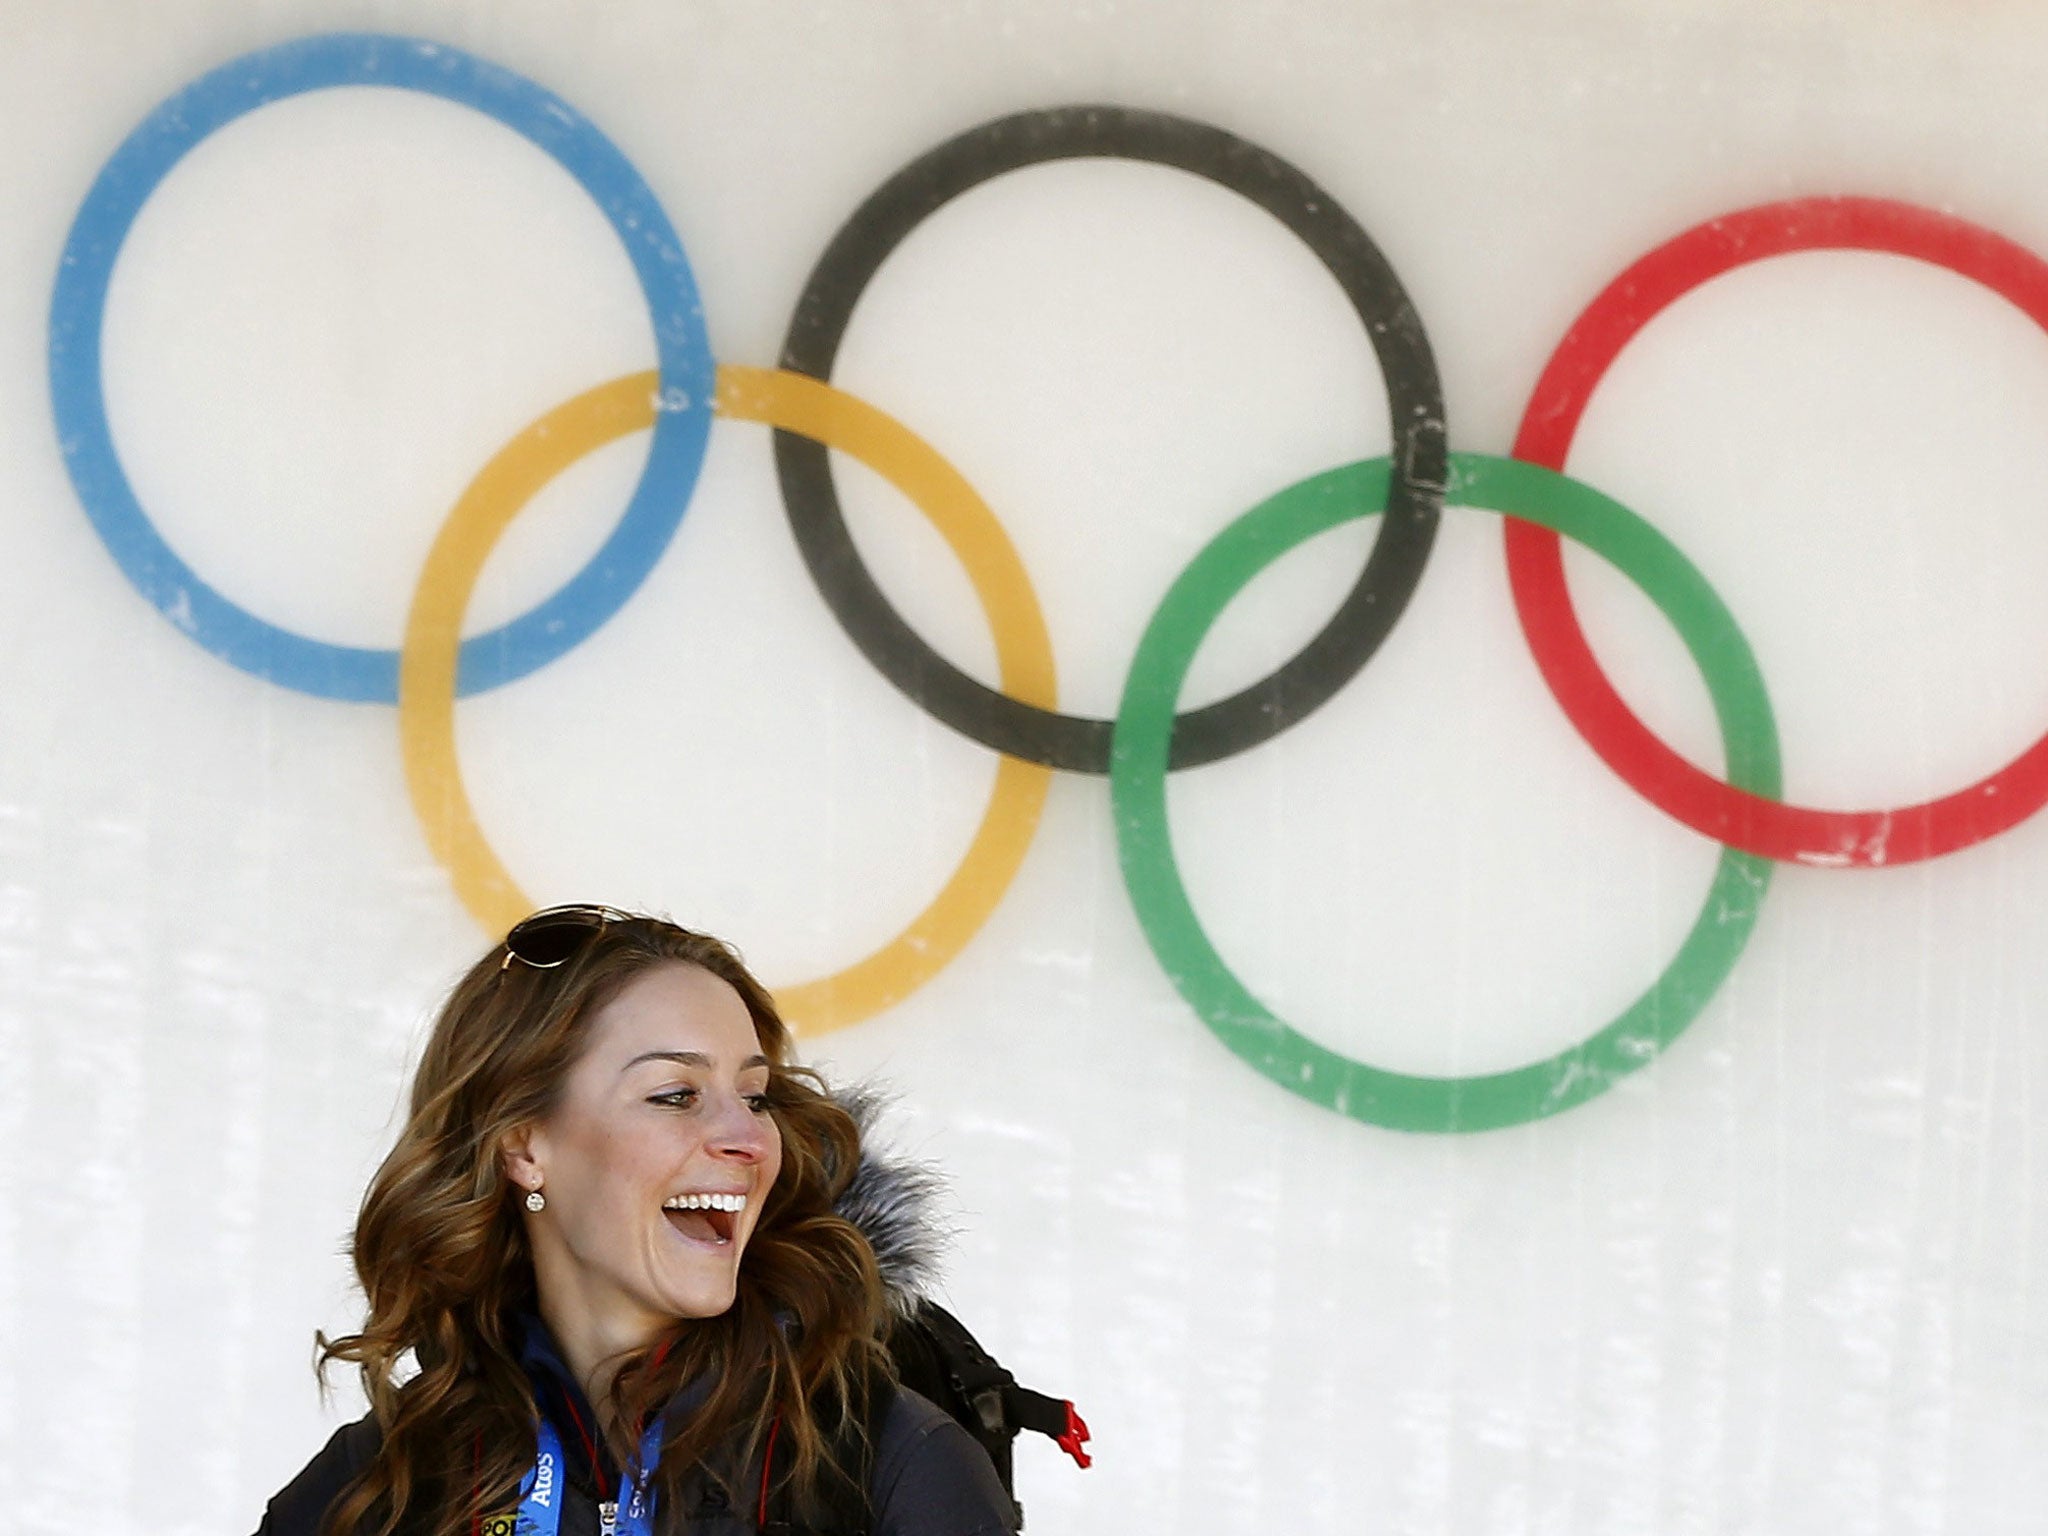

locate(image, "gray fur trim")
[[833, 1083, 951, 1315]]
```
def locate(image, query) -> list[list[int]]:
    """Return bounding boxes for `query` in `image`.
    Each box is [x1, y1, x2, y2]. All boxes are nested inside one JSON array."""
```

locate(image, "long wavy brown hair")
[[318, 914, 890, 1536]]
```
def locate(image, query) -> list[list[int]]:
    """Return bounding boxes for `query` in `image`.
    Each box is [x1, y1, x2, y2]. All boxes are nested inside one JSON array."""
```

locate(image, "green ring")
[[1109, 452, 1782, 1133]]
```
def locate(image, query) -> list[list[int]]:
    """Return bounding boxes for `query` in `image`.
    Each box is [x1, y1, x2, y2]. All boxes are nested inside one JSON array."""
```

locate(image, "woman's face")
[[508, 962, 783, 1345]]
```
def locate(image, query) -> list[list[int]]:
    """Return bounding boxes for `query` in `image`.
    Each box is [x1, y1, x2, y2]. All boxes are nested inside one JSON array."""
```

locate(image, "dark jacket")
[[251, 1380, 1015, 1536]]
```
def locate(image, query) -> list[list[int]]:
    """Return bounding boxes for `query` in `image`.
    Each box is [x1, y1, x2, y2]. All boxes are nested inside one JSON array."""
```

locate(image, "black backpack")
[[758, 1298, 1090, 1534]]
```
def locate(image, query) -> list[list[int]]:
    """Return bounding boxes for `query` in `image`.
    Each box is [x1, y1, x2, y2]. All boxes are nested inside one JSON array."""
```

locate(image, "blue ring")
[[49, 33, 713, 701]]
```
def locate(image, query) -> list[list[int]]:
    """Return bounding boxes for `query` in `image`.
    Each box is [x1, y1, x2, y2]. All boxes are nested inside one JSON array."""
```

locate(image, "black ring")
[[775, 105, 1446, 773]]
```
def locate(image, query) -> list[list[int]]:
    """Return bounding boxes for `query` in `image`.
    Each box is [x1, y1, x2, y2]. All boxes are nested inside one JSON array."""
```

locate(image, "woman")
[[256, 905, 1015, 1536]]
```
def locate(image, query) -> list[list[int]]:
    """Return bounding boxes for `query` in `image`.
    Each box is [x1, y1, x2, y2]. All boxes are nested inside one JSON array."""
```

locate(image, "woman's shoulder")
[[252, 1415, 384, 1536], [865, 1387, 1019, 1536]]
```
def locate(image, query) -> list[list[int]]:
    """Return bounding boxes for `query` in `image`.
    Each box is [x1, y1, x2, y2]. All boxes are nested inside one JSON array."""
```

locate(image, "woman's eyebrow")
[[621, 1050, 771, 1073]]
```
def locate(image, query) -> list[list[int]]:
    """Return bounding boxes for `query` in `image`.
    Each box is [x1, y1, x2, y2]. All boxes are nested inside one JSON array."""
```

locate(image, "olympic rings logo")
[[48, 33, 2048, 1132]]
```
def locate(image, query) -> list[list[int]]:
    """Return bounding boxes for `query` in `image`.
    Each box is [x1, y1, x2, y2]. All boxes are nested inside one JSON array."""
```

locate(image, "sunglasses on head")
[[499, 903, 637, 972]]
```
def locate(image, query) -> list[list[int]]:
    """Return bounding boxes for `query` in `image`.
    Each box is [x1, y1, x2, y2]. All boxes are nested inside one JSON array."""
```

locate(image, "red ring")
[[1508, 195, 2048, 866]]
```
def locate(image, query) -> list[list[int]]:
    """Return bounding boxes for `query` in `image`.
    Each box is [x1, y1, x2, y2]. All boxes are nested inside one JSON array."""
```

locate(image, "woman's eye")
[[744, 1093, 772, 1114], [649, 1088, 699, 1109]]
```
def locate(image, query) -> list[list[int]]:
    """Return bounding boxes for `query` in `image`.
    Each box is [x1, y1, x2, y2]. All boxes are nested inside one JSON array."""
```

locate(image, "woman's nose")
[[707, 1094, 773, 1160]]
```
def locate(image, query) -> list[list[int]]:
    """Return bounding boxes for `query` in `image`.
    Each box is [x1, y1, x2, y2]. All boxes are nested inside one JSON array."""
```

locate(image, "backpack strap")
[[894, 1301, 1091, 1474], [996, 1385, 1092, 1471]]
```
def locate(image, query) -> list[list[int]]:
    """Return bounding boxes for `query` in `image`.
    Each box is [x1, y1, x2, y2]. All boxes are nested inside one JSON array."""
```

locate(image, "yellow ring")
[[399, 365, 1057, 1035]]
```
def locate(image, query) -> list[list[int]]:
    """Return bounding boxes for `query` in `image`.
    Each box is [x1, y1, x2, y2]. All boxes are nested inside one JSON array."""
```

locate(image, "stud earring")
[[524, 1187, 546, 1213]]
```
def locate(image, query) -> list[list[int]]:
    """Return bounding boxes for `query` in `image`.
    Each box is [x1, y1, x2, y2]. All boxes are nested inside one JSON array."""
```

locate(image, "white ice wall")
[[2, 2, 2044, 1532]]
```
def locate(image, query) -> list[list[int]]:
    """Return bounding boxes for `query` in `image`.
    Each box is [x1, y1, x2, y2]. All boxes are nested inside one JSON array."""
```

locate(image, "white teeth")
[[663, 1193, 746, 1212]]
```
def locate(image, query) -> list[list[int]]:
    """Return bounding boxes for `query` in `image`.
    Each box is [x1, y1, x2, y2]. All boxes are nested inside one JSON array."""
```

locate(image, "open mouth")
[[662, 1192, 742, 1246]]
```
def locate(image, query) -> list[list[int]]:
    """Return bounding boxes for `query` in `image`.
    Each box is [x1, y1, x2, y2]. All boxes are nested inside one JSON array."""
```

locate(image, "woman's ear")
[[499, 1123, 546, 1194]]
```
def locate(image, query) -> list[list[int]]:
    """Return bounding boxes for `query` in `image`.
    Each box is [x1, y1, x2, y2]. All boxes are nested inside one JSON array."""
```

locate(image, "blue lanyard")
[[515, 1416, 663, 1536]]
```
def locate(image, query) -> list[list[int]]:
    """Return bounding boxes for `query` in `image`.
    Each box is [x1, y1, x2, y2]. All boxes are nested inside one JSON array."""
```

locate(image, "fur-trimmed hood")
[[831, 1085, 951, 1316]]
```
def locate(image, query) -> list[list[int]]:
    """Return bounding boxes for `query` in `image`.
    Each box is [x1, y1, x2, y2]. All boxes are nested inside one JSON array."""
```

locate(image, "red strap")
[[558, 1391, 609, 1501], [756, 1413, 783, 1527], [1055, 1402, 1093, 1470]]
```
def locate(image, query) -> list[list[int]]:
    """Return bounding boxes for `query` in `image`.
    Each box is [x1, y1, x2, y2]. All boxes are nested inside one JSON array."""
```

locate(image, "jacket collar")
[[516, 1312, 618, 1493]]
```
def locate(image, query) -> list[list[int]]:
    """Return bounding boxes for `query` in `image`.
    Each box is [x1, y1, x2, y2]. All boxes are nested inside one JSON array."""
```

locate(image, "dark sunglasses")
[[499, 903, 636, 972]]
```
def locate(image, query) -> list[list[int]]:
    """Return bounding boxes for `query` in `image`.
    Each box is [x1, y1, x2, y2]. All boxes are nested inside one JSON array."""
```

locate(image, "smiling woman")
[[253, 907, 1015, 1536]]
